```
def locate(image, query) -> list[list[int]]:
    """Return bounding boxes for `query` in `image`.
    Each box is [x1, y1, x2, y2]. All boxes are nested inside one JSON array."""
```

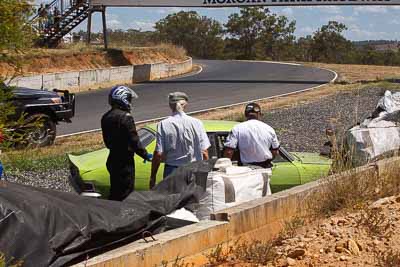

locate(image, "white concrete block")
[[133, 64, 151, 82], [110, 66, 134, 83], [13, 75, 43, 90], [79, 69, 97, 88], [61, 72, 80, 89], [96, 68, 111, 84]]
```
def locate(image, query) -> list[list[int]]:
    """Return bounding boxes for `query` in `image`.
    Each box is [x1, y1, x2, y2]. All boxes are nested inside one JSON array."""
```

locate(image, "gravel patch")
[[3, 86, 398, 192], [4, 169, 73, 192], [264, 87, 398, 153]]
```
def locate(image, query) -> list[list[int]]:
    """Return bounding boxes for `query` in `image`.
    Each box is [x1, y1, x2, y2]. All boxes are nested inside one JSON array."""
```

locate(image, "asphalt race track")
[[57, 60, 336, 136]]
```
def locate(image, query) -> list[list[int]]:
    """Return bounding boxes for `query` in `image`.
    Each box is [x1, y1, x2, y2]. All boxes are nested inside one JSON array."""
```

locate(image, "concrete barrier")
[[8, 58, 192, 92], [95, 68, 111, 84], [12, 75, 43, 90], [110, 66, 134, 84], [79, 69, 97, 88], [73, 157, 400, 267], [133, 64, 152, 82], [150, 62, 169, 80], [41, 72, 79, 90]]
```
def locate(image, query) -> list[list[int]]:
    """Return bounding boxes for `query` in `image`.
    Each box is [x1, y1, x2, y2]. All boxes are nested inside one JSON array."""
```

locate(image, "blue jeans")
[[0, 161, 3, 180], [163, 164, 178, 178]]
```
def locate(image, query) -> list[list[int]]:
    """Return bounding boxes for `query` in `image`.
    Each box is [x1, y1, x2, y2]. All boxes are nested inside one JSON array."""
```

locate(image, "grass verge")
[[0, 132, 104, 173], [303, 62, 400, 83]]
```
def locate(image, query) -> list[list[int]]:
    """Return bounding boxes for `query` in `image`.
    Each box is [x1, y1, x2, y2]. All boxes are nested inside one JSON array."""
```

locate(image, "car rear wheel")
[[25, 114, 56, 147]]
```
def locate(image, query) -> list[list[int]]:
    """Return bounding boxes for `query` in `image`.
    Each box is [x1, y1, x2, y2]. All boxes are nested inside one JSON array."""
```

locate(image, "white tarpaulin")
[[90, 0, 400, 7], [345, 90, 400, 166], [196, 165, 271, 220]]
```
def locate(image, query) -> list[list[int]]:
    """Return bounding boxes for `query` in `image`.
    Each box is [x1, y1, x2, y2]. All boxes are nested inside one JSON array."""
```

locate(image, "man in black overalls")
[[101, 85, 152, 201]]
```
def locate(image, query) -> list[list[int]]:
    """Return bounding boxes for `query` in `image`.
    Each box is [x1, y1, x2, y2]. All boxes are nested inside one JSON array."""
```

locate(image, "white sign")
[[90, 0, 400, 7]]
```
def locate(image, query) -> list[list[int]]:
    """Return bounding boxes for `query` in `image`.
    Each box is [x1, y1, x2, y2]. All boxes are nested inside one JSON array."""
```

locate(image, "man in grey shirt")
[[150, 92, 211, 188]]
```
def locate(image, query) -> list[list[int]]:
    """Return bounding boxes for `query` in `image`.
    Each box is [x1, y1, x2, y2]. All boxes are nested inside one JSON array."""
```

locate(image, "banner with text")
[[91, 0, 400, 7]]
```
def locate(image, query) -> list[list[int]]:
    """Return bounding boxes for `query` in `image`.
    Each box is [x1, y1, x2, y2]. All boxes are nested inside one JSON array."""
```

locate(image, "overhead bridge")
[[91, 0, 400, 6], [32, 0, 400, 48]]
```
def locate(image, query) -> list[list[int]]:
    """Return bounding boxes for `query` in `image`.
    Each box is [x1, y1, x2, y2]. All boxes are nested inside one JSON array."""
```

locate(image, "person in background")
[[53, 6, 61, 30], [223, 102, 280, 169], [101, 85, 152, 201], [37, 3, 46, 31], [46, 4, 53, 30], [149, 92, 210, 189]]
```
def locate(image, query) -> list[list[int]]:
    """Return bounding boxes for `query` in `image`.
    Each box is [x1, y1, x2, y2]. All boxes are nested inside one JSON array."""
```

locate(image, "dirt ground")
[[273, 195, 400, 267], [304, 62, 400, 83], [0, 44, 186, 76], [212, 194, 400, 267]]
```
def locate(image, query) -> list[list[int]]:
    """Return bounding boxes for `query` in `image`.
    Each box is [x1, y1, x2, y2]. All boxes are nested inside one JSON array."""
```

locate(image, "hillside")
[[0, 44, 186, 77]]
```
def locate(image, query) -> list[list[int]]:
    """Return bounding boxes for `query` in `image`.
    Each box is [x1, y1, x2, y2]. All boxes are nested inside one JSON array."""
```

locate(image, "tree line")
[[84, 7, 400, 66]]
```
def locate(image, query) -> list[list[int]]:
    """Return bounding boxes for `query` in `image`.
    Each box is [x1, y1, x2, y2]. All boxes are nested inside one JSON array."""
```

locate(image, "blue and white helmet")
[[108, 85, 138, 110]]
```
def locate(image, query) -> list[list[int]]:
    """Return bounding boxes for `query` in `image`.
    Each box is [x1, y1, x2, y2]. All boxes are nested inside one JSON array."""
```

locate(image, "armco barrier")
[[8, 58, 192, 91], [73, 157, 399, 267]]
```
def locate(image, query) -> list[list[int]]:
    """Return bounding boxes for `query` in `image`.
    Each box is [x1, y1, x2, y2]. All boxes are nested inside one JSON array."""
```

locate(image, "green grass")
[[3, 153, 67, 173], [1, 148, 99, 174]]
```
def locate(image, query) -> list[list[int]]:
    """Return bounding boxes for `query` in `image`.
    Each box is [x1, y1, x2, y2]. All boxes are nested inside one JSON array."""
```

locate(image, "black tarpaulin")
[[0, 160, 216, 267]]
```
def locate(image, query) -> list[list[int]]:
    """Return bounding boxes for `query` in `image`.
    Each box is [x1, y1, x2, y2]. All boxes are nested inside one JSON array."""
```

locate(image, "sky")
[[37, 1, 400, 41]]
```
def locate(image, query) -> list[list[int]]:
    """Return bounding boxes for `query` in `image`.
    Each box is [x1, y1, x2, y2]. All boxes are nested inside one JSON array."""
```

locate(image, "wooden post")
[[102, 7, 108, 49], [86, 10, 92, 45]]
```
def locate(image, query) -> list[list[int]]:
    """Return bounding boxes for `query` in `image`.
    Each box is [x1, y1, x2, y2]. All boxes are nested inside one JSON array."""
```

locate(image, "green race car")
[[68, 120, 331, 198]]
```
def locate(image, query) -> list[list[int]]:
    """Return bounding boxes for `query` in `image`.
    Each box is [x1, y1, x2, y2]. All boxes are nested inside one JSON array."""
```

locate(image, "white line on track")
[[234, 59, 301, 66], [57, 64, 337, 139]]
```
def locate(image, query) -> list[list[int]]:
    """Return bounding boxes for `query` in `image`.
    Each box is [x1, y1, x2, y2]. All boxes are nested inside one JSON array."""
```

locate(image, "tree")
[[0, 0, 34, 69], [224, 7, 296, 60], [259, 14, 296, 60], [296, 35, 314, 62], [310, 21, 353, 63], [0, 0, 34, 149], [225, 7, 267, 59], [155, 11, 224, 59]]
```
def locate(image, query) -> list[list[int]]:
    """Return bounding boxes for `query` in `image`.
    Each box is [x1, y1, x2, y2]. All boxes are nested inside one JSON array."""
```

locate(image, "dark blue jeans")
[[163, 164, 178, 178], [0, 161, 3, 180]]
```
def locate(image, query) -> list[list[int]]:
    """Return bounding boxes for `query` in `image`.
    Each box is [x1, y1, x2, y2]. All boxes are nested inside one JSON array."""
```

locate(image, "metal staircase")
[[32, 0, 90, 48]]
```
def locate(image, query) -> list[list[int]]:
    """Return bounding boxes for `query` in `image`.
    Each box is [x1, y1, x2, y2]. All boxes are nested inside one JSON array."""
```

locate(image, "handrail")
[[44, 1, 89, 37]]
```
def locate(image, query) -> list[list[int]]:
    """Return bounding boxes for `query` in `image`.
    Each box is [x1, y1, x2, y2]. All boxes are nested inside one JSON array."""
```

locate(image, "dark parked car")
[[10, 87, 75, 146]]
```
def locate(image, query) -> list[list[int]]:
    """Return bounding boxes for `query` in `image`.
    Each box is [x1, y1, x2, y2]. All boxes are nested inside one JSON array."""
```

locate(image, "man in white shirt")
[[149, 92, 211, 188], [224, 102, 280, 168]]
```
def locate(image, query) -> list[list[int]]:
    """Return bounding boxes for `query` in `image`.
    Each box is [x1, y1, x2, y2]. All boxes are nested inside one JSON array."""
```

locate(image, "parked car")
[[68, 120, 331, 198], [9, 87, 75, 147]]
